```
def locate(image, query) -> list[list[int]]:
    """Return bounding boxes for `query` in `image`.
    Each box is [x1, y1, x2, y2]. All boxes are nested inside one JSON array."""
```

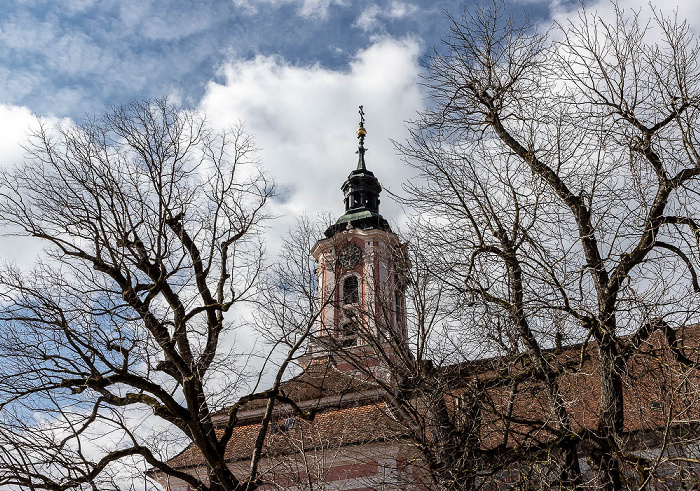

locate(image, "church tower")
[[307, 107, 408, 374]]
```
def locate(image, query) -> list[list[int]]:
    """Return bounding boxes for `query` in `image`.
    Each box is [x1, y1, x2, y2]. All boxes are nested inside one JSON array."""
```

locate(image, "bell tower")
[[307, 107, 408, 374]]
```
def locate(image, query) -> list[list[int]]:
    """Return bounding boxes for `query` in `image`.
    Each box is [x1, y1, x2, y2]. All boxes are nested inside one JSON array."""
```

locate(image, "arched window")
[[343, 276, 359, 305]]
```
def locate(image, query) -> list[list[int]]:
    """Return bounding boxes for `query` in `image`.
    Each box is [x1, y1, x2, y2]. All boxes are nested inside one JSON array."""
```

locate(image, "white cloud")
[[0, 105, 67, 268], [550, 0, 700, 35], [0, 12, 113, 81], [116, 0, 220, 41], [0, 104, 70, 171], [355, 4, 383, 31], [388, 0, 418, 19], [354, 1, 418, 32], [200, 36, 423, 253], [0, 104, 34, 169], [232, 0, 346, 19], [297, 0, 344, 17], [64, 0, 97, 15]]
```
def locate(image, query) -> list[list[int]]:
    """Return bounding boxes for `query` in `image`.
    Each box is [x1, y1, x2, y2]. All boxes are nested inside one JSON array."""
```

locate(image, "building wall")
[[155, 441, 430, 491]]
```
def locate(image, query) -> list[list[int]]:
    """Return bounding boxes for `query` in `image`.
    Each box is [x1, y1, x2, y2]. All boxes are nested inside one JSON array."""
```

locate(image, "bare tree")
[[394, 1, 700, 489], [227, 4, 700, 489], [0, 99, 315, 490]]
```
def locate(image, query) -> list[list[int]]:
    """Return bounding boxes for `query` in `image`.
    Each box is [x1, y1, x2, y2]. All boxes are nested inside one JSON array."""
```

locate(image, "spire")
[[323, 105, 391, 238], [356, 105, 367, 171]]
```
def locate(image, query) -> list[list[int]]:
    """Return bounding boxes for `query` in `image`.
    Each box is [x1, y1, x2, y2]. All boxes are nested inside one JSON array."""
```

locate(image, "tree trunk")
[[596, 338, 624, 490]]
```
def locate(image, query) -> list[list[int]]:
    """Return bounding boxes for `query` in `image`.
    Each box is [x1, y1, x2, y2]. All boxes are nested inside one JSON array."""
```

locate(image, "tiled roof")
[[472, 324, 700, 448], [167, 402, 404, 468], [212, 361, 379, 418], [167, 325, 700, 469]]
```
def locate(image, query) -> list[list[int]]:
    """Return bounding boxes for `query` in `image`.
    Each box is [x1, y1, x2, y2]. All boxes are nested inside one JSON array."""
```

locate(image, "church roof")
[[460, 324, 700, 449], [166, 402, 404, 469], [211, 361, 381, 417], [163, 325, 700, 471]]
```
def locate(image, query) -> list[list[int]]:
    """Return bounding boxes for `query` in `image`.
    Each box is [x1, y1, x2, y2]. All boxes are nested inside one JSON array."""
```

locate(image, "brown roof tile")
[[167, 402, 403, 468]]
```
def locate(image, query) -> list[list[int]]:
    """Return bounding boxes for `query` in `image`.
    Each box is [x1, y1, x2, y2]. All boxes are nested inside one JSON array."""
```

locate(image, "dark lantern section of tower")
[[324, 105, 391, 238]]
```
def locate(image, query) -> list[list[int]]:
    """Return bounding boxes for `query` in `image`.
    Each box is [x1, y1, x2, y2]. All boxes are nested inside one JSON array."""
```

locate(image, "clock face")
[[338, 244, 362, 268]]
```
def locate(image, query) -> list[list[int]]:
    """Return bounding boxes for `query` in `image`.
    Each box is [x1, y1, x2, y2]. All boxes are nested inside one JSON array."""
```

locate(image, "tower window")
[[343, 276, 359, 305], [339, 321, 359, 347]]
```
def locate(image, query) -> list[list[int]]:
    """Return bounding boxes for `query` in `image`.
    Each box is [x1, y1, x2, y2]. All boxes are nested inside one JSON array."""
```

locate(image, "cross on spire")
[[356, 105, 367, 171]]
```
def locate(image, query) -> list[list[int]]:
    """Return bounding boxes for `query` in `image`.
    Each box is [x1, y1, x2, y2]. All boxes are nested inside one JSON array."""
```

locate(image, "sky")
[[0, 0, 565, 266], [2, 0, 700, 261]]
